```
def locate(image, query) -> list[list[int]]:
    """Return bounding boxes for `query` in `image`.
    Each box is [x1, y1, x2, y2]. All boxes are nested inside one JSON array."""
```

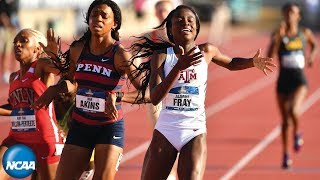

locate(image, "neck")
[[285, 22, 298, 32], [89, 34, 115, 55], [19, 60, 33, 76], [173, 42, 196, 54]]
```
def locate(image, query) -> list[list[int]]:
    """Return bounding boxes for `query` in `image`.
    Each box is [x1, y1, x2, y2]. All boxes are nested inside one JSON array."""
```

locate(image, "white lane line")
[[122, 73, 276, 164], [220, 88, 320, 180], [206, 73, 276, 117], [122, 141, 150, 163]]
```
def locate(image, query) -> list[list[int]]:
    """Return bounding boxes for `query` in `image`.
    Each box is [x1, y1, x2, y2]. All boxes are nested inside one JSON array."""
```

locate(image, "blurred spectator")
[[208, 1, 231, 46], [155, 0, 174, 23], [0, 0, 20, 83], [142, 0, 182, 42], [133, 0, 145, 18], [145, 0, 174, 42], [74, 7, 87, 39]]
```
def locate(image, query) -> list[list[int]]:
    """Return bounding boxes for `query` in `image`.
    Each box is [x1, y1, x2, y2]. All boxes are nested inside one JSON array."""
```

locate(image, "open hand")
[[39, 28, 60, 58], [175, 46, 203, 70], [253, 49, 277, 75]]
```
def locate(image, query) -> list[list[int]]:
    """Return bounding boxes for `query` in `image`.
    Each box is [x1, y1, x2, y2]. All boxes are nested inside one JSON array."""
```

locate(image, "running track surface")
[[1, 30, 320, 180]]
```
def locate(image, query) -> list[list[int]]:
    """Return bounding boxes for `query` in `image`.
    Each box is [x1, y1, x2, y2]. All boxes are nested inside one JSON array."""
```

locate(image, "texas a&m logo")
[[178, 69, 197, 83]]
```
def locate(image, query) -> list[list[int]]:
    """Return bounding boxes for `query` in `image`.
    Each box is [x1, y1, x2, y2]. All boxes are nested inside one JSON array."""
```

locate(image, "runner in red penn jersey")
[[32, 1, 150, 179], [73, 41, 125, 125], [0, 28, 64, 180]]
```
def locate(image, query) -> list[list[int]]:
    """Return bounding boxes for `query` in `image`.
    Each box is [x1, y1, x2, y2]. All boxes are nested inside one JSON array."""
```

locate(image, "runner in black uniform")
[[268, 2, 318, 169]]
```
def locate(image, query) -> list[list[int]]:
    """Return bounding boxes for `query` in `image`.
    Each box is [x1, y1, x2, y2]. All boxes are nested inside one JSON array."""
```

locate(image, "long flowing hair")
[[129, 5, 200, 103]]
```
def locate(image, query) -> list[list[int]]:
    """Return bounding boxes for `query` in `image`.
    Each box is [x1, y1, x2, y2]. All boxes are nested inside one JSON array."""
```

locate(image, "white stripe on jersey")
[[48, 102, 60, 142]]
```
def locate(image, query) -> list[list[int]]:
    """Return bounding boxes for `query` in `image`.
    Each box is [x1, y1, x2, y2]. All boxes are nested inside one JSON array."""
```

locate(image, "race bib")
[[10, 108, 36, 132], [281, 51, 305, 69], [76, 88, 106, 113], [165, 86, 200, 111]]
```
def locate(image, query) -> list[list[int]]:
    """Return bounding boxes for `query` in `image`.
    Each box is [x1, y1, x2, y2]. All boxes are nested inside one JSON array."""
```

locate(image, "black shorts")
[[277, 68, 307, 94], [66, 119, 124, 149]]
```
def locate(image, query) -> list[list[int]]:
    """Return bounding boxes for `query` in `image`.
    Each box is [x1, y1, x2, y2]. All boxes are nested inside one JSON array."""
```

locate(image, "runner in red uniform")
[[0, 28, 64, 180]]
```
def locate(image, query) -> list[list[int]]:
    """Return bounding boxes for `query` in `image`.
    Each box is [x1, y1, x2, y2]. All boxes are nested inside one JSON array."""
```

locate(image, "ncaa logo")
[[2, 144, 36, 178]]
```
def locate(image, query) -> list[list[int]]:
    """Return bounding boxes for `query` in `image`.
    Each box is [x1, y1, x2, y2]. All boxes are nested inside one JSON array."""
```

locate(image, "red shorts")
[[1, 136, 61, 165]]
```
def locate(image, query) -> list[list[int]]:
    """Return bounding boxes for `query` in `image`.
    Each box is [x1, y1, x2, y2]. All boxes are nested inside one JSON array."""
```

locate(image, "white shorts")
[[155, 125, 207, 151]]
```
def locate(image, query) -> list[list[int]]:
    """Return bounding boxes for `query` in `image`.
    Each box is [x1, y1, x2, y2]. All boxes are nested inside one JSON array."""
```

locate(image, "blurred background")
[[2, 0, 319, 80], [5, 0, 320, 40]]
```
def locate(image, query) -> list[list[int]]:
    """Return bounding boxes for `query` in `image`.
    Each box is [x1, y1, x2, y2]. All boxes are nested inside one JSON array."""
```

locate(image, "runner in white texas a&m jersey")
[[130, 5, 276, 180], [156, 46, 207, 151]]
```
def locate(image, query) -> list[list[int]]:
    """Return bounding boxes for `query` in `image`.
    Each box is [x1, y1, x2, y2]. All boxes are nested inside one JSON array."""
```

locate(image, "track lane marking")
[[220, 88, 320, 180], [122, 73, 276, 164]]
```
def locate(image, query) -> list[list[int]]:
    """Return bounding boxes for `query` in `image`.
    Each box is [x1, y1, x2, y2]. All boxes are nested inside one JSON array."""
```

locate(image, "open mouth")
[[181, 28, 192, 32], [92, 23, 103, 30], [14, 49, 22, 55]]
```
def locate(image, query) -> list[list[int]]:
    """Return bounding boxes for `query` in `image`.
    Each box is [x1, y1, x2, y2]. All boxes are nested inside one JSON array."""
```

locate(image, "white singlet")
[[155, 46, 208, 151]]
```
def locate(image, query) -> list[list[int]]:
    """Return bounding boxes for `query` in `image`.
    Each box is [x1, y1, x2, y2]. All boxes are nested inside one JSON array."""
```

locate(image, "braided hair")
[[130, 5, 201, 103], [23, 28, 47, 47]]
